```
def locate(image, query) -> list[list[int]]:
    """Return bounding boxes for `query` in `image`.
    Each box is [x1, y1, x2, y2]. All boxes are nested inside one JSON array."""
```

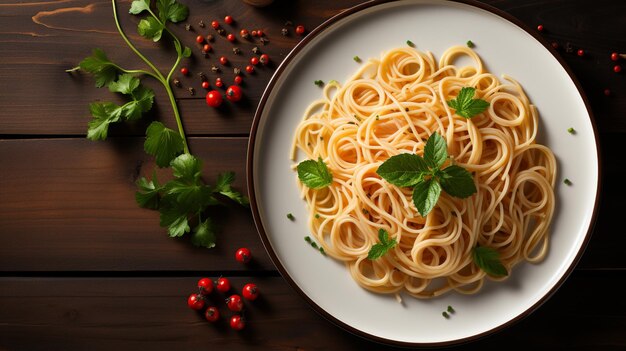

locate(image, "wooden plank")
[[0, 272, 624, 350], [1, 0, 625, 136], [0, 134, 621, 271], [0, 137, 276, 271]]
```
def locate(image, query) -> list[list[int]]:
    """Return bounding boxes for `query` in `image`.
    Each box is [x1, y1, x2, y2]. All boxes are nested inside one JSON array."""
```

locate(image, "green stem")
[[111, 64, 158, 80], [111, 0, 189, 154], [145, 8, 184, 81]]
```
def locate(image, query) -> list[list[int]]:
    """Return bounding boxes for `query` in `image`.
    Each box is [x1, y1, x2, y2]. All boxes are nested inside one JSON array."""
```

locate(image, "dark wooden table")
[[1, 0, 625, 349]]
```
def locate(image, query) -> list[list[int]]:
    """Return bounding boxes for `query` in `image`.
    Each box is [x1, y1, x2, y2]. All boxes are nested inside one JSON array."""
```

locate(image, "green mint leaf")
[[144, 121, 184, 167], [439, 165, 477, 198], [446, 87, 490, 119], [367, 229, 397, 260], [78, 48, 118, 88], [87, 102, 122, 140], [170, 154, 202, 181], [191, 219, 217, 248], [135, 172, 162, 209], [215, 172, 249, 206], [138, 16, 164, 42], [424, 132, 447, 169], [412, 178, 441, 217], [472, 246, 508, 277], [129, 0, 150, 14], [376, 153, 428, 187], [159, 205, 189, 237], [156, 0, 188, 23], [297, 157, 333, 189], [107, 73, 140, 95]]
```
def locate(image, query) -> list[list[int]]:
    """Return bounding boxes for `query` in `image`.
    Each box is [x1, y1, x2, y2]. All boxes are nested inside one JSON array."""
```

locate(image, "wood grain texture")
[[0, 273, 625, 350]]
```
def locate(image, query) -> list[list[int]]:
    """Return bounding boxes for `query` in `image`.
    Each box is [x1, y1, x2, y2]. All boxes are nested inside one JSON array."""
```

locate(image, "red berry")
[[250, 56, 259, 66], [234, 75, 243, 85], [220, 56, 228, 65], [205, 90, 223, 107], [224, 15, 234, 25], [215, 78, 224, 88], [295, 25, 305, 35], [256, 29, 264, 37], [245, 65, 255, 74], [614, 64, 622, 73], [227, 33, 236, 42], [216, 277, 230, 292], [204, 306, 220, 322], [196, 35, 204, 44], [226, 294, 244, 312], [611, 52, 620, 61], [242, 283, 259, 301], [187, 293, 205, 310], [211, 20, 220, 29], [226, 85, 243, 102], [240, 29, 249, 38], [202, 81, 210, 89], [259, 54, 270, 65], [604, 88, 611, 96], [198, 277, 214, 295], [251, 30, 257, 37], [180, 67, 189, 75], [577, 49, 584, 57], [235, 247, 251, 263], [203, 44, 212, 52], [537, 24, 544, 32], [230, 315, 245, 331]]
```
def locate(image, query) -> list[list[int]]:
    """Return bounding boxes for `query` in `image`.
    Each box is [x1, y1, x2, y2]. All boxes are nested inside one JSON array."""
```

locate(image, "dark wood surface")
[[1, 0, 624, 349]]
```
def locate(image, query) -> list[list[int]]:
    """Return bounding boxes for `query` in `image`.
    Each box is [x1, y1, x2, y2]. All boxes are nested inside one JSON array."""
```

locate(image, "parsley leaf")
[[297, 157, 333, 189], [144, 121, 184, 168], [376, 153, 428, 187], [377, 132, 477, 217], [446, 87, 490, 119], [129, 0, 150, 14], [215, 172, 249, 206], [174, 40, 191, 58], [191, 218, 217, 248], [156, 0, 188, 23], [367, 229, 397, 260], [135, 171, 162, 209], [159, 204, 190, 237], [412, 178, 441, 217], [138, 16, 165, 42], [78, 48, 118, 88], [86, 102, 122, 140], [472, 246, 508, 277], [439, 165, 477, 198], [107, 73, 140, 94]]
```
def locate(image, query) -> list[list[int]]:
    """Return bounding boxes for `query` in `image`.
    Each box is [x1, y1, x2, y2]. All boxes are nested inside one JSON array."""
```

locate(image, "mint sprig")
[[367, 229, 397, 260], [297, 157, 333, 189], [446, 87, 490, 119], [69, 0, 246, 249], [376, 132, 477, 217], [472, 246, 508, 277]]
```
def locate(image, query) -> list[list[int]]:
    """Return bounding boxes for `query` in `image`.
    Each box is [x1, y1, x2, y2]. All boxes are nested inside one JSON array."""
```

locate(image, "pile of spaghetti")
[[291, 46, 556, 298]]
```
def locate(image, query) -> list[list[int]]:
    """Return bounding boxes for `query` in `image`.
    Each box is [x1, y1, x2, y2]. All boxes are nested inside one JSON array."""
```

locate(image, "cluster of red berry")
[[187, 248, 257, 331]]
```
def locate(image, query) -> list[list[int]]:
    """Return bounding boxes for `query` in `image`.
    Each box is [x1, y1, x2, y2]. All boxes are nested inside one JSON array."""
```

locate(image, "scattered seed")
[[217, 28, 226, 35], [211, 65, 219, 73], [206, 34, 214, 42], [252, 46, 260, 54], [282, 28, 289, 36], [198, 72, 207, 81], [199, 20, 205, 28], [233, 47, 242, 55], [233, 67, 241, 75], [565, 42, 574, 54], [173, 78, 181, 87], [185, 24, 192, 31], [188, 87, 195, 95], [260, 37, 269, 45]]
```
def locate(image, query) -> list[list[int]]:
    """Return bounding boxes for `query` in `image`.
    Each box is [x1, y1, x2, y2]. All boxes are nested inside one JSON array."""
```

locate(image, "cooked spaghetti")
[[290, 45, 556, 298]]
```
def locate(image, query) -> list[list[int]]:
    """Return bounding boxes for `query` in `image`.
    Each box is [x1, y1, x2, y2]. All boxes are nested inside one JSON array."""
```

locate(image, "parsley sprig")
[[68, 0, 246, 248], [377, 132, 476, 217], [446, 87, 490, 119], [367, 229, 397, 260]]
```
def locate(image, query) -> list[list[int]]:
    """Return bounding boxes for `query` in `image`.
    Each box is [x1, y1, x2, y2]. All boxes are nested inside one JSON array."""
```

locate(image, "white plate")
[[247, 0, 600, 346]]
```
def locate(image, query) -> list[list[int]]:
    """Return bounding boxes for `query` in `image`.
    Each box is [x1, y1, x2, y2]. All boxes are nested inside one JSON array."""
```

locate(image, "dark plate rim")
[[246, 0, 602, 347]]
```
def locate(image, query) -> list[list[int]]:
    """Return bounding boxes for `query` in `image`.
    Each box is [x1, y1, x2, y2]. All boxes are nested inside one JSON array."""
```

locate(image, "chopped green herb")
[[564, 178, 572, 185], [375, 115, 380, 120], [319, 247, 326, 256], [467, 40, 475, 48], [447, 305, 455, 313], [287, 213, 295, 221], [311, 242, 318, 249], [353, 55, 361, 62], [305, 236, 312, 243], [314, 80, 324, 87], [567, 127, 576, 134], [315, 213, 320, 219], [442, 311, 450, 318], [406, 40, 415, 47], [362, 208, 369, 215], [367, 229, 397, 260], [405, 107, 409, 112], [446, 87, 490, 119]]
